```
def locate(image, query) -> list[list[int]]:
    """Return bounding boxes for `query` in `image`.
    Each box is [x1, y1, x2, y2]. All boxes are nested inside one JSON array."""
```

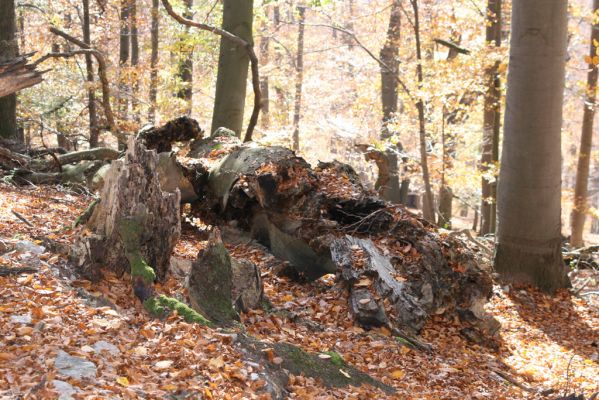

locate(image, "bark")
[[148, 0, 159, 124], [137, 115, 203, 153], [0, 55, 44, 98], [175, 0, 193, 115], [71, 137, 180, 282], [570, 0, 598, 248], [410, 0, 435, 222], [196, 139, 494, 334], [82, 0, 100, 148], [211, 0, 254, 136], [494, 0, 570, 293], [130, 0, 140, 123], [118, 0, 130, 123], [273, 6, 287, 122], [259, 12, 270, 129], [292, 6, 306, 152], [0, 0, 18, 140], [480, 0, 502, 235]]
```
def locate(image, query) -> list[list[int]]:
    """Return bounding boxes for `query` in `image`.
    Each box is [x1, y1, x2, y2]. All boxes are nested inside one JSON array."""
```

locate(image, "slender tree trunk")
[[259, 9, 270, 129], [82, 0, 100, 148], [591, 194, 599, 234], [0, 0, 18, 140], [176, 0, 193, 116], [130, 0, 140, 124], [570, 0, 599, 248], [480, 0, 502, 235], [273, 6, 287, 124], [211, 0, 254, 136], [438, 108, 452, 228], [494, 0, 570, 293], [148, 0, 159, 124], [292, 5, 306, 152], [379, 0, 409, 205], [410, 0, 435, 222], [118, 0, 130, 124]]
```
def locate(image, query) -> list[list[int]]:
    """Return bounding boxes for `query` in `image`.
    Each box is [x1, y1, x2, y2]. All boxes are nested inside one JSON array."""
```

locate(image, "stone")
[[54, 350, 96, 379]]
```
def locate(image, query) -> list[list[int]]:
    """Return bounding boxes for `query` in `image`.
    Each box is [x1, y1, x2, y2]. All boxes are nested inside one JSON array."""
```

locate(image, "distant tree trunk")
[[570, 0, 598, 248], [273, 6, 287, 124], [83, 0, 100, 148], [148, 0, 159, 124], [494, 0, 570, 293], [130, 0, 140, 124], [211, 0, 253, 136], [438, 109, 452, 228], [379, 0, 409, 205], [118, 0, 130, 126], [591, 194, 599, 234], [176, 0, 193, 116], [259, 9, 270, 129], [292, 5, 306, 152], [480, 0, 502, 235], [410, 0, 435, 222], [0, 0, 18, 140]]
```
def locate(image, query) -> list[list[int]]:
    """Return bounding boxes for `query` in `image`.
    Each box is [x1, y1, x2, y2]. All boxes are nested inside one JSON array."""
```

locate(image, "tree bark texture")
[[211, 0, 254, 136], [292, 6, 306, 152], [480, 0, 502, 235], [494, 0, 570, 292], [82, 0, 100, 148], [148, 0, 160, 124], [0, 55, 43, 98], [570, 0, 599, 248], [0, 0, 18, 140]]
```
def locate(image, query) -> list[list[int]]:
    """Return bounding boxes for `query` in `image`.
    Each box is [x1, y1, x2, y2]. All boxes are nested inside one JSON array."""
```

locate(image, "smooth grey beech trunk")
[[495, 0, 570, 292], [211, 0, 254, 137]]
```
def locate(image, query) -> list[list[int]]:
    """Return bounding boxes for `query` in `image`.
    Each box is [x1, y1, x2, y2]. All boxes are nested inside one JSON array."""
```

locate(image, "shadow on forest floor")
[[506, 289, 599, 363]]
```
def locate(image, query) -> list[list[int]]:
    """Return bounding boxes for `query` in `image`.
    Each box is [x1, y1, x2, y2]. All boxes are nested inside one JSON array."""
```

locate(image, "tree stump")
[[71, 137, 180, 282]]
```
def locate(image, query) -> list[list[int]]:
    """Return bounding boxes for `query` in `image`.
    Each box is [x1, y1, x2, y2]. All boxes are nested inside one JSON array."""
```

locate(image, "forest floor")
[[0, 182, 597, 399]]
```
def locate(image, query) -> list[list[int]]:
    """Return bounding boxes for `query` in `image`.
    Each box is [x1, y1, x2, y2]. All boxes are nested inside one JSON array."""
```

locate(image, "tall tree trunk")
[[82, 0, 100, 148], [211, 0, 254, 136], [259, 8, 270, 129], [438, 108, 452, 228], [570, 0, 599, 248], [272, 5, 287, 124], [176, 0, 193, 116], [379, 0, 409, 205], [410, 0, 435, 222], [119, 0, 130, 125], [0, 0, 18, 140], [130, 0, 140, 124], [480, 0, 502, 235], [494, 0, 570, 293], [148, 0, 159, 124], [292, 5, 306, 152]]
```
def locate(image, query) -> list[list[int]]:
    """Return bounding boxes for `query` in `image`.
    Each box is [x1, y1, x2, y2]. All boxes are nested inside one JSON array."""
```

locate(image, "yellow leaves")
[[116, 377, 129, 386], [208, 357, 225, 370], [0, 353, 16, 361], [583, 55, 599, 65], [16, 326, 34, 336], [390, 369, 405, 379]]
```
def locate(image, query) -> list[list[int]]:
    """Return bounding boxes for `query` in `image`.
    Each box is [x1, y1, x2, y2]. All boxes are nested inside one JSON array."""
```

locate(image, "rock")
[[231, 258, 263, 312], [92, 340, 119, 355], [188, 230, 239, 326], [52, 380, 80, 400], [15, 240, 45, 255], [54, 350, 96, 379], [10, 314, 31, 324]]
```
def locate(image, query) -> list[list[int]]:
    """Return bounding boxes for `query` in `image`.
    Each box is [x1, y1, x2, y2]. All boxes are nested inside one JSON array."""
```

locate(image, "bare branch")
[[160, 0, 261, 142]]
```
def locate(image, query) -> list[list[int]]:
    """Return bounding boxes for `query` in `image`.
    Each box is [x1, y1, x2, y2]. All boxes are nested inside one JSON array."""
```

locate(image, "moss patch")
[[322, 351, 345, 367], [144, 295, 212, 326], [117, 217, 156, 284], [74, 198, 100, 227]]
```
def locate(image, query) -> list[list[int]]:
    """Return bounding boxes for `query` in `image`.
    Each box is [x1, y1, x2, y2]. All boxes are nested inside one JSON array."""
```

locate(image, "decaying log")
[[71, 137, 180, 281], [0, 54, 45, 98], [137, 116, 204, 153], [194, 138, 494, 334]]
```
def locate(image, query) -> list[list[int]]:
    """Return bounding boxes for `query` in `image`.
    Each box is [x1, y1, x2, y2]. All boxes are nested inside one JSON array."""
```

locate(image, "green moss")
[[117, 217, 156, 284], [74, 198, 100, 227], [144, 295, 212, 326], [323, 351, 345, 367]]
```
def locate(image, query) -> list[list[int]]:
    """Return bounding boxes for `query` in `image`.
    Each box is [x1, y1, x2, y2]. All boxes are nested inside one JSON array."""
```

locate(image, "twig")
[[11, 210, 34, 227], [564, 354, 576, 396], [0, 266, 39, 277], [160, 0, 261, 142], [492, 369, 537, 393]]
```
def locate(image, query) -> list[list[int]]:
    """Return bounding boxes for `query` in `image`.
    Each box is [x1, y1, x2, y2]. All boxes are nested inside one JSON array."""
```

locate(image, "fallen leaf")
[[390, 369, 405, 379], [155, 360, 173, 370], [116, 377, 129, 386]]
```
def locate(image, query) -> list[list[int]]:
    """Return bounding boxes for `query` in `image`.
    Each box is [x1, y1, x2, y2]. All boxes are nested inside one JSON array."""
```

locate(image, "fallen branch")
[[160, 0, 261, 142], [11, 210, 34, 227], [0, 266, 39, 277]]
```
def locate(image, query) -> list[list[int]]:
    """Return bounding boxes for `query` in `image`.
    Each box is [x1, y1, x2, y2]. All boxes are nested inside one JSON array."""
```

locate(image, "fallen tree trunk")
[[189, 134, 495, 335], [0, 54, 45, 97]]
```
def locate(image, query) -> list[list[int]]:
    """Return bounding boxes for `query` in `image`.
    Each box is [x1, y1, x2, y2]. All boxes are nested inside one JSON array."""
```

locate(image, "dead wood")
[[137, 116, 203, 153], [0, 54, 45, 97], [0, 266, 38, 276]]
